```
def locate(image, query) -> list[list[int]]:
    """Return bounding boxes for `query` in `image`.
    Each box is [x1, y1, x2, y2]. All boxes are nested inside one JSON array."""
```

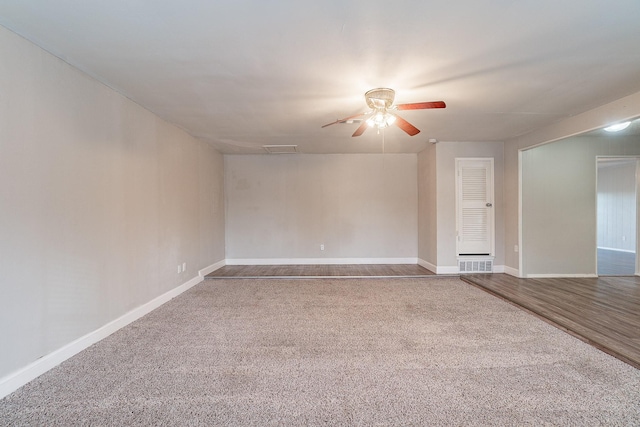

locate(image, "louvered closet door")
[[455, 158, 494, 255]]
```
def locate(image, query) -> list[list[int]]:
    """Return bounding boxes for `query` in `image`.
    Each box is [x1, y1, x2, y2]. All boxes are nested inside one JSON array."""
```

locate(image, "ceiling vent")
[[263, 145, 298, 154]]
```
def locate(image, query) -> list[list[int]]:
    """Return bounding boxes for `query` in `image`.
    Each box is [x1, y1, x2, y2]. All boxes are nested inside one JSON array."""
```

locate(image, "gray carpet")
[[1, 278, 639, 426]]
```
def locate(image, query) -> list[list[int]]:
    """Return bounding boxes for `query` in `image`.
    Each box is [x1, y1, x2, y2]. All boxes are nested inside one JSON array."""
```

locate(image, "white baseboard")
[[225, 257, 419, 265], [0, 268, 214, 399], [504, 266, 521, 277], [492, 265, 505, 273], [198, 259, 226, 277], [436, 265, 460, 275], [417, 259, 437, 274], [417, 259, 461, 275], [523, 273, 598, 278], [502, 265, 586, 278]]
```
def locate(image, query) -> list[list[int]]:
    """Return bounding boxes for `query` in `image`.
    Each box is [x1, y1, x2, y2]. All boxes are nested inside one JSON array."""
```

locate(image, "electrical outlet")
[[514, 245, 519, 253], [320, 244, 324, 251], [183, 262, 186, 271], [178, 265, 182, 274]]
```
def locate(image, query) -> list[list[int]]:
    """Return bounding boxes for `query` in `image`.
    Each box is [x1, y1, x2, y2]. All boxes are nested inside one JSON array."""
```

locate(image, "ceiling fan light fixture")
[[367, 111, 396, 129], [386, 114, 396, 126], [604, 121, 631, 132], [322, 88, 446, 137]]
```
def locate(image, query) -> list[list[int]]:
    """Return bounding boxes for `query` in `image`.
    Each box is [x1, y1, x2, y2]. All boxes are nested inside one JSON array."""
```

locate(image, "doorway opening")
[[596, 157, 638, 276]]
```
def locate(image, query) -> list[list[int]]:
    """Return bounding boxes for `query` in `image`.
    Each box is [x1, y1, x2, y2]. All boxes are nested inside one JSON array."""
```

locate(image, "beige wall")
[[503, 141, 521, 272], [417, 145, 438, 266], [0, 26, 225, 379], [521, 136, 640, 276], [225, 154, 418, 261]]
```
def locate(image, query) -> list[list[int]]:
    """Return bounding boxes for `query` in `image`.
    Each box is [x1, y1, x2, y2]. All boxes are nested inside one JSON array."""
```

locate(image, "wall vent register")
[[459, 259, 493, 274]]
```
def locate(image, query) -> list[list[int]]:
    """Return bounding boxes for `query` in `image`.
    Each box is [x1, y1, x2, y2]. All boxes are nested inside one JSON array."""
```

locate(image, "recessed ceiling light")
[[604, 122, 631, 132]]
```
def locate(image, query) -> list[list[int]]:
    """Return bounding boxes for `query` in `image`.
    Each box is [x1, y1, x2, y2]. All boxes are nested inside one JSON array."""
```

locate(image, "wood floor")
[[205, 264, 436, 278], [205, 264, 640, 370], [461, 274, 640, 369]]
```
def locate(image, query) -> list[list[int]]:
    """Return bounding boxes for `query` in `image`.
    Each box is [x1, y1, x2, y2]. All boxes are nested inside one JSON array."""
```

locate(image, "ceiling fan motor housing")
[[365, 88, 395, 109]]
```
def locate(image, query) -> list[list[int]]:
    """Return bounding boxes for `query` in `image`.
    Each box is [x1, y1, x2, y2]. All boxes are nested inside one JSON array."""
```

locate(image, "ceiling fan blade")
[[321, 113, 366, 128], [392, 113, 420, 136], [395, 101, 446, 111], [352, 121, 369, 137]]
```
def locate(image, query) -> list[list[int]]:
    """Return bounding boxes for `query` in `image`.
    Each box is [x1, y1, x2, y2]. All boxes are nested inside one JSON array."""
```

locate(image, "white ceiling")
[[1, 1, 640, 154]]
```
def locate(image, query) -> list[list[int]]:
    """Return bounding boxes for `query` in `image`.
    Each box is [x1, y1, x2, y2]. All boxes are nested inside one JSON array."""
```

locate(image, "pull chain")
[[382, 128, 385, 154]]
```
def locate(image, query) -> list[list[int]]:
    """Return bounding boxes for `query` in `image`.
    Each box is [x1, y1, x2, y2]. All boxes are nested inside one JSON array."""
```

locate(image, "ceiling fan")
[[322, 88, 446, 137]]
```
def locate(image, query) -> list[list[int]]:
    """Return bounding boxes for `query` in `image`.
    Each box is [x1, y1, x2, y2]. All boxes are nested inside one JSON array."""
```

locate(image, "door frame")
[[595, 156, 640, 276]]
